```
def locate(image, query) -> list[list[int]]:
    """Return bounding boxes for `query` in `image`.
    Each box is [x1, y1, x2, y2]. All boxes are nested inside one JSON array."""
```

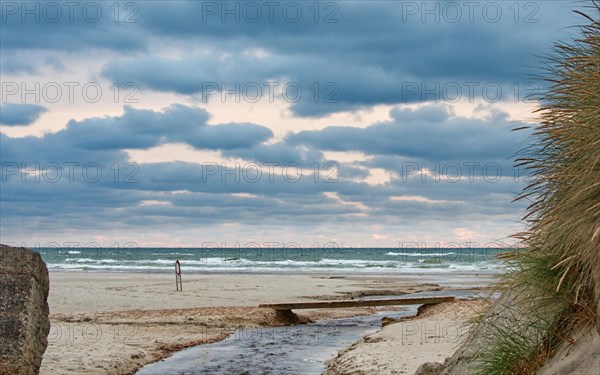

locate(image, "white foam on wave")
[[386, 252, 455, 257], [65, 258, 120, 263]]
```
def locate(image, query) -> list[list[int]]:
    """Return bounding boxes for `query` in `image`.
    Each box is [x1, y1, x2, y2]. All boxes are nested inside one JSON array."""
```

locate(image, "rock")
[[0, 244, 50, 374], [415, 362, 445, 375], [273, 309, 301, 325]]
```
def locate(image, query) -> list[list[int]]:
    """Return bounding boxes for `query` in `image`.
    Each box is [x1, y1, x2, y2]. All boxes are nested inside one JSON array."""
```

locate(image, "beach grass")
[[473, 4, 600, 374], [475, 252, 571, 374]]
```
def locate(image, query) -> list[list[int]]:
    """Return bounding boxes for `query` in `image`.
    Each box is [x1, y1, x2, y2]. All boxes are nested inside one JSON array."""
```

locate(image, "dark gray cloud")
[[1, 2, 581, 116], [0, 103, 48, 126], [286, 105, 528, 160], [59, 104, 272, 151], [100, 1, 580, 115], [222, 142, 324, 167], [0, 1, 145, 52]]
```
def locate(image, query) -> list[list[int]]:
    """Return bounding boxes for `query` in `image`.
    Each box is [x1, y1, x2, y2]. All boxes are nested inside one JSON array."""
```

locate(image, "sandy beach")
[[39, 271, 493, 374]]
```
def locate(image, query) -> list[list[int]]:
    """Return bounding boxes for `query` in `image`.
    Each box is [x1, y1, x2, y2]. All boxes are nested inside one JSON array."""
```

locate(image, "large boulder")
[[0, 244, 50, 374]]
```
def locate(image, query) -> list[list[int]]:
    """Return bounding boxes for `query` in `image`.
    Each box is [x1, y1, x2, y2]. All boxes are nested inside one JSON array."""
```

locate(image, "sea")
[[35, 247, 508, 274]]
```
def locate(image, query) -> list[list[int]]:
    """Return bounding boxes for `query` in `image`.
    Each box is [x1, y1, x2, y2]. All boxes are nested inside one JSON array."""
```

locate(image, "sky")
[[0, 0, 587, 248]]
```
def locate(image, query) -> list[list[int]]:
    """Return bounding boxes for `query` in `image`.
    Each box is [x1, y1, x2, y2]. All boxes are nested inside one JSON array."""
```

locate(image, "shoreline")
[[41, 271, 495, 374], [45, 269, 501, 277], [47, 267, 498, 281]]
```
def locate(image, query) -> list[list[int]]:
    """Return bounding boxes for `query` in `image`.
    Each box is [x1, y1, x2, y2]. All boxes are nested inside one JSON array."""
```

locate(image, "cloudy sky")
[[0, 1, 585, 247]]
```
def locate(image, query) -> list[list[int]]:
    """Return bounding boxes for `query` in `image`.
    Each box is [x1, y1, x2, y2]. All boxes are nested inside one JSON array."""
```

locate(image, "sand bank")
[[326, 300, 492, 375]]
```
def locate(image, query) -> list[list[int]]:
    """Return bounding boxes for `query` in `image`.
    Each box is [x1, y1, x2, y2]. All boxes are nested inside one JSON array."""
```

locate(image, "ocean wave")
[[48, 257, 502, 269], [45, 259, 504, 273], [65, 258, 121, 263], [45, 262, 502, 274], [386, 252, 455, 257], [150, 252, 195, 256], [131, 258, 400, 267]]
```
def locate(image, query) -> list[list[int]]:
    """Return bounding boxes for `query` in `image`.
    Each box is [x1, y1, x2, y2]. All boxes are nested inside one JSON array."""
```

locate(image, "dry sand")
[[537, 323, 600, 375], [41, 272, 492, 374], [326, 300, 492, 375]]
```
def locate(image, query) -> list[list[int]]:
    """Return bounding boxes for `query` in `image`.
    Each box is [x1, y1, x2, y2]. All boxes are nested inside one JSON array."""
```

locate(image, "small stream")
[[136, 290, 490, 375]]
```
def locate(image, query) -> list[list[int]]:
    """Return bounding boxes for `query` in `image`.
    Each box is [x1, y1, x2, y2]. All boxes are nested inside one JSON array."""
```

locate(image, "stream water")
[[136, 290, 489, 375]]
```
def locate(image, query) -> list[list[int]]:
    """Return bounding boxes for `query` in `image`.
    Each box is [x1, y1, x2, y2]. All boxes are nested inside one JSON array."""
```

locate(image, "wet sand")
[[41, 272, 494, 374]]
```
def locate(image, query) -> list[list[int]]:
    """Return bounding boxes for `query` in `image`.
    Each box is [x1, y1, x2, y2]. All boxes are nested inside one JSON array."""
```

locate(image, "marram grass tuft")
[[514, 2, 600, 332], [477, 4, 600, 374]]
